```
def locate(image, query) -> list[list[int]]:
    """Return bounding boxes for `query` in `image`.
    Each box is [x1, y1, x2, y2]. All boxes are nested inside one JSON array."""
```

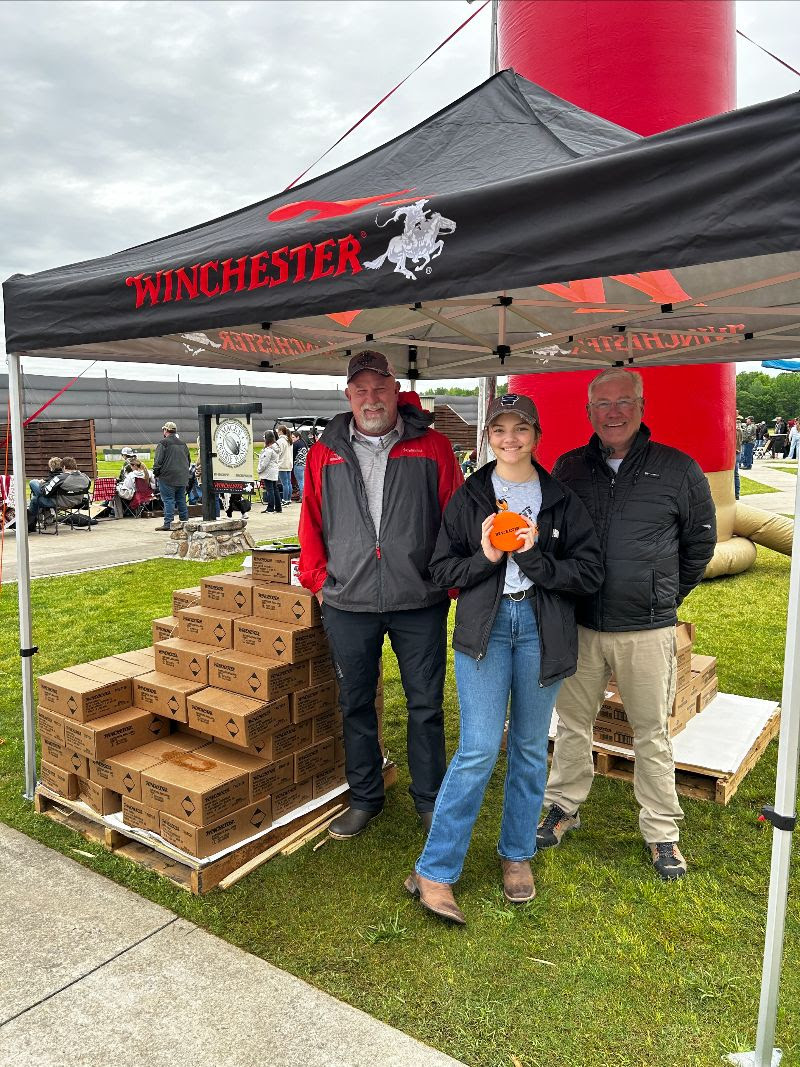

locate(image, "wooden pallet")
[[587, 709, 781, 804], [34, 763, 397, 894]]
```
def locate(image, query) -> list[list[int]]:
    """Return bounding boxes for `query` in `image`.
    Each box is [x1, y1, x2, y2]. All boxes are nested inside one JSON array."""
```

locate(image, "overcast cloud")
[[1, 0, 799, 389]]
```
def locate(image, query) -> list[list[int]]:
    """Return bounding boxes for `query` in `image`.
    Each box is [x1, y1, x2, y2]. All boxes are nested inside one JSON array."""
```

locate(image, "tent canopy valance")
[[4, 70, 800, 378]]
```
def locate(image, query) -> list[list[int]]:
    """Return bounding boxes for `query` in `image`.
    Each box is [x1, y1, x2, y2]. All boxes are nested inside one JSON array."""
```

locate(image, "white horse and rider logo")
[[364, 199, 456, 281]]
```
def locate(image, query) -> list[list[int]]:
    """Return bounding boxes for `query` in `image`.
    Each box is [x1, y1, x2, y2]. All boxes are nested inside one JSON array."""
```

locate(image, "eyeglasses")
[[587, 398, 640, 413]]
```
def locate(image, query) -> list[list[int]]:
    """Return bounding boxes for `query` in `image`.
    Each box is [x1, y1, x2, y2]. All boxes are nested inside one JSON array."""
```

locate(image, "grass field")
[[94, 445, 199, 478], [772, 465, 799, 477], [739, 475, 779, 495], [1, 549, 799, 1066]]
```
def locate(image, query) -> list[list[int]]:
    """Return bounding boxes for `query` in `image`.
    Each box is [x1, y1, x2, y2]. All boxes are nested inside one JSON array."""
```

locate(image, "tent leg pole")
[[8, 351, 37, 801], [730, 464, 800, 1067]]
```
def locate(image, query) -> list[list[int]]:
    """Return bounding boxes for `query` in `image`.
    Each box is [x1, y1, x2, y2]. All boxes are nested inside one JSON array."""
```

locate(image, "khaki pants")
[[544, 625, 684, 843]]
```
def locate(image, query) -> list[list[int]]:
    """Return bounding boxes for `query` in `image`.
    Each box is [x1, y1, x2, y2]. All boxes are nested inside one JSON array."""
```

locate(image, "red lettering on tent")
[[220, 257, 249, 294], [175, 266, 200, 302], [290, 243, 315, 283], [125, 272, 163, 309], [199, 262, 219, 298], [309, 239, 337, 281], [271, 247, 290, 287], [335, 236, 363, 277]]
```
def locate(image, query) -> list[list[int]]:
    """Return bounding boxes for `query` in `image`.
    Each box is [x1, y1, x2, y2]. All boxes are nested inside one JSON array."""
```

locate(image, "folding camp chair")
[[92, 477, 122, 519], [121, 480, 155, 518], [52, 487, 93, 532]]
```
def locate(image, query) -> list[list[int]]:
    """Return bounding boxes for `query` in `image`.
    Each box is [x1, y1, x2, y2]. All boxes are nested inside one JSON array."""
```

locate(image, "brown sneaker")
[[404, 872, 466, 925], [649, 842, 687, 881], [501, 859, 536, 903], [536, 803, 581, 849]]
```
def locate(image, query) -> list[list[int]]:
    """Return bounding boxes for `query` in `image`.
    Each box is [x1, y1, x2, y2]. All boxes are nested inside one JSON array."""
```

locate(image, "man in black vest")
[[152, 421, 191, 531], [537, 368, 716, 880]]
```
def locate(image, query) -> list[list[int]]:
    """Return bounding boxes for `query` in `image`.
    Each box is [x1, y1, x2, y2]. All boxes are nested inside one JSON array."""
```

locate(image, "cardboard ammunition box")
[[40, 760, 79, 800], [252, 583, 321, 627], [64, 707, 169, 761], [593, 722, 633, 748], [234, 619, 326, 663], [37, 706, 66, 744], [208, 649, 308, 702], [177, 606, 245, 649], [271, 778, 313, 821], [672, 682, 696, 725], [63, 662, 128, 685], [201, 573, 255, 615], [312, 707, 341, 742], [172, 586, 202, 614], [152, 616, 179, 644], [251, 546, 301, 585], [313, 761, 347, 799], [307, 653, 334, 687], [89, 734, 206, 801], [159, 799, 272, 859], [117, 648, 157, 670], [698, 678, 719, 712], [675, 621, 695, 690], [133, 671, 207, 723], [595, 686, 626, 723], [691, 654, 717, 689], [77, 777, 122, 816], [89, 655, 153, 679], [41, 736, 89, 778], [294, 737, 335, 783], [121, 796, 160, 833], [153, 639, 210, 684], [199, 743, 293, 802], [141, 752, 249, 827], [187, 689, 291, 750], [291, 680, 336, 725], [37, 669, 133, 723], [209, 719, 312, 763]]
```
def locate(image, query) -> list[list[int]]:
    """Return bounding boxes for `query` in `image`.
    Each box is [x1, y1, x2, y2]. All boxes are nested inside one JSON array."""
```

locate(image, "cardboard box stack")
[[35, 546, 385, 861], [591, 622, 719, 749]]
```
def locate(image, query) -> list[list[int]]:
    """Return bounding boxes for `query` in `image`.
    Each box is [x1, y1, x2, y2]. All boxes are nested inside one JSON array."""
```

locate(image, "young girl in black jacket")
[[405, 395, 602, 924]]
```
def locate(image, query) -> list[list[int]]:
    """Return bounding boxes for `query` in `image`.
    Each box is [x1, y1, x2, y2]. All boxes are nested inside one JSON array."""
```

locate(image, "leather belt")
[[502, 587, 535, 601]]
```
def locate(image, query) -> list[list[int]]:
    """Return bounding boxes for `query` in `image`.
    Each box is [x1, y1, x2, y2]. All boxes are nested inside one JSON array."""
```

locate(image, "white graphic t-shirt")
[[491, 471, 542, 595]]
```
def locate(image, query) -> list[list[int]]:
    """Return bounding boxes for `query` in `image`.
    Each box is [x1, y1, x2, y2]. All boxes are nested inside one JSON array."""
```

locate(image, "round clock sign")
[[214, 419, 251, 469]]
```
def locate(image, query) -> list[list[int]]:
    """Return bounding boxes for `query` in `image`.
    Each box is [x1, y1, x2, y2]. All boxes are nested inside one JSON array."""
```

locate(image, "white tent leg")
[[728, 462, 800, 1067], [8, 352, 37, 800]]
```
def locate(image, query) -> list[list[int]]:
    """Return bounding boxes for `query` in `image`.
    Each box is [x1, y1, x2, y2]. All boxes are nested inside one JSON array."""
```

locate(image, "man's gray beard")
[[358, 411, 392, 434]]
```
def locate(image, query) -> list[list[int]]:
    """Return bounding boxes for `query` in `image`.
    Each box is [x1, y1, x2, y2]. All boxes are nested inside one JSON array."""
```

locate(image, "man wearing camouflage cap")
[[152, 421, 191, 531]]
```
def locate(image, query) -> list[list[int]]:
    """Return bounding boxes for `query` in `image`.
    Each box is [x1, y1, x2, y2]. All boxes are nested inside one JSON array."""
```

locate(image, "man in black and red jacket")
[[299, 351, 463, 839]]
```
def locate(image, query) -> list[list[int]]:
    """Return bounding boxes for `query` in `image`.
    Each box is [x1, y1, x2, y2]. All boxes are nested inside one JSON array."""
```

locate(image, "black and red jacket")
[[298, 398, 463, 612]]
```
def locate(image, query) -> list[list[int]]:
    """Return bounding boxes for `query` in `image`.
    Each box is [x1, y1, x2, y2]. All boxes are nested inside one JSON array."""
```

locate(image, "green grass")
[[94, 445, 199, 478], [1, 549, 799, 1066], [772, 465, 799, 477], [739, 475, 779, 495]]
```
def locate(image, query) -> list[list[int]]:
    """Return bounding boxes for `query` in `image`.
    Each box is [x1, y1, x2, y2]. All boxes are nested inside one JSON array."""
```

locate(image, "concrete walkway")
[[0, 823, 464, 1067], [739, 458, 799, 516], [1, 507, 301, 583]]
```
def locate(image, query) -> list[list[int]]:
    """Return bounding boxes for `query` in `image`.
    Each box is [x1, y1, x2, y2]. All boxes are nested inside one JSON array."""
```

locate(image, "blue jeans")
[[158, 480, 188, 524], [293, 463, 305, 495], [740, 441, 754, 469], [734, 452, 740, 499], [416, 597, 561, 884], [279, 470, 292, 502]]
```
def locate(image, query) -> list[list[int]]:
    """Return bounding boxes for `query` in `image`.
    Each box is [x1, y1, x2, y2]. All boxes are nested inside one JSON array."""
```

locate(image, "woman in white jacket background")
[[258, 431, 282, 514]]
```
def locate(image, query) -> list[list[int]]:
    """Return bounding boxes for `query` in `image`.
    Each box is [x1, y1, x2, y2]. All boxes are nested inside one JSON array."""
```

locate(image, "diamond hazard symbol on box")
[[214, 624, 226, 643], [248, 673, 261, 692], [190, 658, 201, 676], [272, 636, 287, 657], [123, 773, 135, 793], [226, 718, 239, 738], [235, 592, 245, 608], [168, 696, 179, 714], [67, 696, 78, 715], [250, 808, 268, 829], [148, 719, 162, 735], [292, 600, 304, 620], [181, 796, 196, 817], [71, 754, 82, 771]]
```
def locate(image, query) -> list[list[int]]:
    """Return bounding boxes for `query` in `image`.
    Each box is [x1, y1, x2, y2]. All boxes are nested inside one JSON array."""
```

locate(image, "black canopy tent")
[[4, 71, 800, 1066]]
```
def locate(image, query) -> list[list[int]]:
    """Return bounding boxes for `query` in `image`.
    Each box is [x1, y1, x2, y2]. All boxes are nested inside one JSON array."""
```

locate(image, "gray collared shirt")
[[349, 415, 403, 537]]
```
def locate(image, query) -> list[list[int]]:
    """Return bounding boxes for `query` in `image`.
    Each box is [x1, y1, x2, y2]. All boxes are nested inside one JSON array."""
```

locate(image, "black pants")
[[322, 600, 449, 813], [262, 479, 282, 513]]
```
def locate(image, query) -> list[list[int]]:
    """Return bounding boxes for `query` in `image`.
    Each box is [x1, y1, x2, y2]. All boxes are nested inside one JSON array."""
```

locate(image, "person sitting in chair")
[[27, 457, 90, 532]]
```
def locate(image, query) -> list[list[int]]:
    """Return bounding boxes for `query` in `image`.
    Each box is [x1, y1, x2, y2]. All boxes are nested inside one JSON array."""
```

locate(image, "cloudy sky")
[[1, 0, 799, 389]]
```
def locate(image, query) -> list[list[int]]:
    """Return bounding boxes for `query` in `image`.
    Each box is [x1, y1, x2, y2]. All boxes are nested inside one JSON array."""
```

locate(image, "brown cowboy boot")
[[501, 859, 536, 903], [404, 872, 466, 925]]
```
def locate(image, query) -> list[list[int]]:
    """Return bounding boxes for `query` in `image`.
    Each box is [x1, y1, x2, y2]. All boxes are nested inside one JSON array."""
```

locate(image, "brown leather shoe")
[[404, 872, 466, 925], [501, 859, 536, 903]]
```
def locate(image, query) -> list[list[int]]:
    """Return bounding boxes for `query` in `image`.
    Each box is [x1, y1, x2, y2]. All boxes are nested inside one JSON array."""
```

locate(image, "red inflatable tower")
[[501, 0, 737, 520]]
